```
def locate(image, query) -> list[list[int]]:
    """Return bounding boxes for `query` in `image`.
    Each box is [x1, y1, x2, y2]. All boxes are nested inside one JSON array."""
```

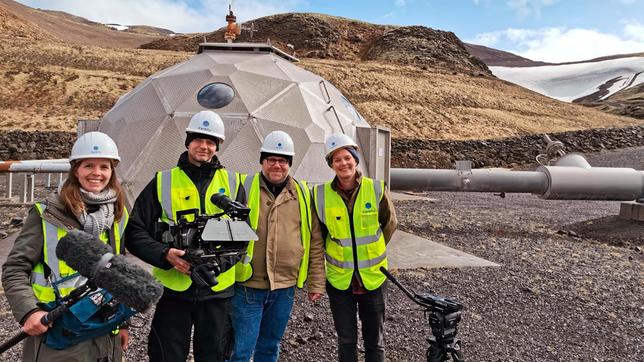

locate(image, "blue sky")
[[18, 0, 644, 62]]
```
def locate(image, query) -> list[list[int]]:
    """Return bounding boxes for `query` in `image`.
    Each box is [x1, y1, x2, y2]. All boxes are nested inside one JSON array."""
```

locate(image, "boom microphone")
[[210, 192, 250, 220], [56, 230, 163, 313]]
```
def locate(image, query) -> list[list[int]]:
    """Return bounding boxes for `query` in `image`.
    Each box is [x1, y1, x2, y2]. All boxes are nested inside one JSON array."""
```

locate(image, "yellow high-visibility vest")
[[31, 204, 128, 302], [153, 167, 239, 292], [235, 173, 312, 287], [313, 177, 387, 291]]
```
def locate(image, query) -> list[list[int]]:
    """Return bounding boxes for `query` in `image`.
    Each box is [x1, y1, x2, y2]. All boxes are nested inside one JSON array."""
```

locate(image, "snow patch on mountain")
[[491, 56, 644, 102], [106, 24, 129, 31]]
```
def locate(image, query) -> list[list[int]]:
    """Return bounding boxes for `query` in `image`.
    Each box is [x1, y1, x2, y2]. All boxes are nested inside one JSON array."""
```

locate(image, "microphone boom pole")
[[0, 282, 95, 354]]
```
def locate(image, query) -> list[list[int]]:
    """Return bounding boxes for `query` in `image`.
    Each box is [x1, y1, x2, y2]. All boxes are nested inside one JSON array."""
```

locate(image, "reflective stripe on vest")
[[157, 167, 239, 224], [154, 167, 239, 292], [30, 203, 128, 302], [236, 173, 312, 288], [313, 177, 387, 291]]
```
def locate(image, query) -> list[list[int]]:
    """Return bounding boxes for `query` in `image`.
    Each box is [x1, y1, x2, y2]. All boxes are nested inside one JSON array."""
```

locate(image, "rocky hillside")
[[0, 0, 165, 48], [578, 82, 644, 120], [0, 2, 641, 143], [464, 43, 550, 67], [141, 13, 491, 75]]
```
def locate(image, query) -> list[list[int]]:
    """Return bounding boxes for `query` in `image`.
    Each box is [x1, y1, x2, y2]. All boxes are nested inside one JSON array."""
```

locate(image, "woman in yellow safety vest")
[[2, 132, 129, 361], [313, 133, 397, 362]]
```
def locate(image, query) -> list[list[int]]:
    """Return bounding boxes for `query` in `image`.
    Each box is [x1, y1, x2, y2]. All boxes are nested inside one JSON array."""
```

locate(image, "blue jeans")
[[229, 285, 295, 362]]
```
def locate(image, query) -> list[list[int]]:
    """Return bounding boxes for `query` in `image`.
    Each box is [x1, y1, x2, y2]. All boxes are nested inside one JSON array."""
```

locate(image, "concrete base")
[[391, 191, 436, 202], [388, 230, 499, 269], [619, 201, 644, 221]]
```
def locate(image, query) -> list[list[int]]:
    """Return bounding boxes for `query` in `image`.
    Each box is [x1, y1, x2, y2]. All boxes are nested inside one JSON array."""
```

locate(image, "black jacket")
[[125, 152, 244, 301]]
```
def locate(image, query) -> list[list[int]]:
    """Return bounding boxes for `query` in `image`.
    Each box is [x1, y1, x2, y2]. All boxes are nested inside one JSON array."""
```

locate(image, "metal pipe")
[[7, 173, 13, 199], [539, 166, 644, 200], [390, 168, 549, 194], [553, 153, 591, 169], [391, 166, 644, 201], [0, 161, 70, 173]]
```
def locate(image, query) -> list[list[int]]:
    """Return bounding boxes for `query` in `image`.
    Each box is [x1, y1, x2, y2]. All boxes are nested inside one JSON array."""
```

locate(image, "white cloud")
[[468, 22, 644, 62], [468, 32, 500, 47], [507, 0, 558, 19], [17, 0, 301, 33], [622, 19, 644, 41]]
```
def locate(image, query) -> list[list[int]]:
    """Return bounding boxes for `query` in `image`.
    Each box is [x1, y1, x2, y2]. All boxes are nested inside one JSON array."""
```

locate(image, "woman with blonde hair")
[[2, 132, 129, 361]]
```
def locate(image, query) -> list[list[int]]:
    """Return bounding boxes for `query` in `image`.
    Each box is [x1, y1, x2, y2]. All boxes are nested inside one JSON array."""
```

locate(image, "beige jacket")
[[241, 174, 326, 294]]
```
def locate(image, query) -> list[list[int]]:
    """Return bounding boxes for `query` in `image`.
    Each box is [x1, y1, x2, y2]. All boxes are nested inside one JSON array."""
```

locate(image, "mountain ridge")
[[0, 1, 641, 137]]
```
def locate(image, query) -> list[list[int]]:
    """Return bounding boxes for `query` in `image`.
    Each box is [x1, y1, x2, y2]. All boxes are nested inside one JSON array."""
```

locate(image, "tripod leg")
[[451, 340, 464, 362], [427, 342, 447, 362]]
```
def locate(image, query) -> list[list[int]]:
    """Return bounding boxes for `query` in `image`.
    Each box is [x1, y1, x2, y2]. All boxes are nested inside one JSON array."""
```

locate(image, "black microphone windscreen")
[[56, 230, 163, 312], [94, 254, 163, 313], [56, 230, 112, 277]]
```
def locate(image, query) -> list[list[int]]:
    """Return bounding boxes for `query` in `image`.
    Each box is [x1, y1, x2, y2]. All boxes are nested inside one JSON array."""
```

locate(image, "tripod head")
[[380, 267, 464, 362]]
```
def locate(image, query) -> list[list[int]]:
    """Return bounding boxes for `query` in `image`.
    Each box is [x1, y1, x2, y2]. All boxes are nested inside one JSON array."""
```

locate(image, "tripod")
[[424, 299, 464, 362], [380, 267, 464, 362]]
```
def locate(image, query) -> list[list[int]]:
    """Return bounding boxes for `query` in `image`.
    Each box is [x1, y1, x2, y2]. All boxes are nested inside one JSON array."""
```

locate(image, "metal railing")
[[0, 160, 70, 204]]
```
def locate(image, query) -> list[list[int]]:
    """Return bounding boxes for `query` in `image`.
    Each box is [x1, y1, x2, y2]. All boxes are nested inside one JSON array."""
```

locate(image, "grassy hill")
[[0, 1, 641, 138]]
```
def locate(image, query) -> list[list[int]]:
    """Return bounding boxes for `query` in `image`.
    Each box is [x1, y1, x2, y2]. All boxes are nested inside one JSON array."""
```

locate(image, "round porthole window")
[[197, 83, 235, 109]]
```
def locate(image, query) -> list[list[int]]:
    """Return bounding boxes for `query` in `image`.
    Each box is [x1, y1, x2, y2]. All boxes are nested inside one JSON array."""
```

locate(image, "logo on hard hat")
[[203, 120, 210, 127], [92, 145, 100, 153], [331, 142, 336, 146], [276, 142, 283, 149]]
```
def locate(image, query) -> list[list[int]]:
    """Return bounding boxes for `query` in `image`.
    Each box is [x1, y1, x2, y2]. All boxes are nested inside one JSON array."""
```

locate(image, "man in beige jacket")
[[229, 130, 325, 362]]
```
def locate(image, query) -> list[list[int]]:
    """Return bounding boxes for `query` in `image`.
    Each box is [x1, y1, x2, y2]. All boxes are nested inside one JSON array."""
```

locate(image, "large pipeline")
[[2, 156, 644, 201], [390, 154, 644, 201]]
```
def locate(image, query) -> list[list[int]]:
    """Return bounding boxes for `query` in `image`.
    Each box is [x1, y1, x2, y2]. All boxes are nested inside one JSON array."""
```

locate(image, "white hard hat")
[[325, 133, 358, 159], [186, 111, 225, 141], [260, 131, 295, 156], [69, 132, 120, 162]]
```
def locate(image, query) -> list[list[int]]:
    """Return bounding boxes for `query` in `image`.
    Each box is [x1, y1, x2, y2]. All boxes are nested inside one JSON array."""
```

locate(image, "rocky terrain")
[[1, 1, 642, 136], [142, 13, 490, 76], [0, 131, 75, 161], [464, 43, 551, 67], [393, 125, 644, 168], [0, 0, 164, 48], [579, 82, 644, 120]]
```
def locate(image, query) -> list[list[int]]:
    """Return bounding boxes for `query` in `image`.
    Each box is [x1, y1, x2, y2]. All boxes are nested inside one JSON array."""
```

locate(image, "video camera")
[[163, 193, 257, 288], [380, 267, 464, 362]]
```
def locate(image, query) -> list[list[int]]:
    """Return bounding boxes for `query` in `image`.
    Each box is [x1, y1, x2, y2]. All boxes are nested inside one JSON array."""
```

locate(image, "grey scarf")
[[77, 188, 117, 237]]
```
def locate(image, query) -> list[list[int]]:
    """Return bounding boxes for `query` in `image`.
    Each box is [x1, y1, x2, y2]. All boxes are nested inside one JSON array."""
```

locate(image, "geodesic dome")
[[98, 43, 378, 205]]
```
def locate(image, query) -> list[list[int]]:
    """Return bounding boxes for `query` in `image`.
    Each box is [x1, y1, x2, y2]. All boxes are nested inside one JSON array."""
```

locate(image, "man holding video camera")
[[125, 111, 243, 362]]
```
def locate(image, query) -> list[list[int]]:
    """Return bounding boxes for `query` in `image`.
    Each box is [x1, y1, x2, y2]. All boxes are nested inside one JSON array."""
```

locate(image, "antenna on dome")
[[224, 1, 240, 43]]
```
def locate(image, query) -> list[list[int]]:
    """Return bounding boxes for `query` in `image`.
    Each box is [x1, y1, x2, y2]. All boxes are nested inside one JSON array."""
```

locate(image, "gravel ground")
[[0, 148, 642, 361]]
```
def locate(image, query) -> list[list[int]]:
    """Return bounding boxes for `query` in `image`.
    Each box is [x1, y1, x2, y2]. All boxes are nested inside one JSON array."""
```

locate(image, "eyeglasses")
[[265, 157, 289, 166]]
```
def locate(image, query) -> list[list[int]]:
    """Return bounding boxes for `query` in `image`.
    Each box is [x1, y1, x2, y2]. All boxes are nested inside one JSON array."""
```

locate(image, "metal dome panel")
[[97, 43, 384, 205]]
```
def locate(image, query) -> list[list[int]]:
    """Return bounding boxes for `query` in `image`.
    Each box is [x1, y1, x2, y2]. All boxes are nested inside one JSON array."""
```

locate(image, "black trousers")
[[147, 294, 233, 362], [327, 281, 387, 362]]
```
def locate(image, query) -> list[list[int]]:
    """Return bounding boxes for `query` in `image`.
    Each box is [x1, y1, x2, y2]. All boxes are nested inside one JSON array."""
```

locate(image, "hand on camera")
[[165, 248, 192, 274]]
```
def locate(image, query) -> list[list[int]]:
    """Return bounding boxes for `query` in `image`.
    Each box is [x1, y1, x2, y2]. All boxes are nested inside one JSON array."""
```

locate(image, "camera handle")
[[379, 267, 431, 309]]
